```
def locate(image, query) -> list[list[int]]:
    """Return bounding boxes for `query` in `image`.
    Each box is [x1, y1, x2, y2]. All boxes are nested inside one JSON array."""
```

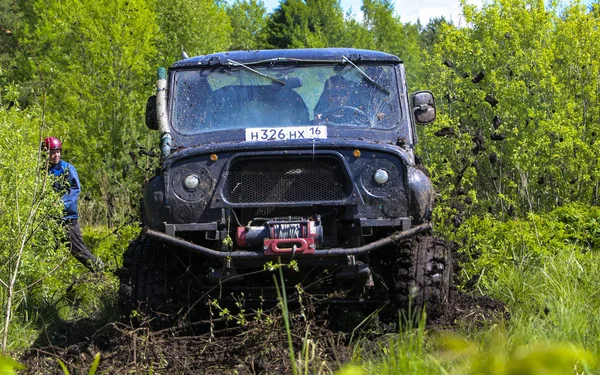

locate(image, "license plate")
[[245, 126, 327, 142]]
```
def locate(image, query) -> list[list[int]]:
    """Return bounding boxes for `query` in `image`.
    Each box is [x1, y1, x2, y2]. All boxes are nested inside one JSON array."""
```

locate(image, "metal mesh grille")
[[225, 156, 350, 203]]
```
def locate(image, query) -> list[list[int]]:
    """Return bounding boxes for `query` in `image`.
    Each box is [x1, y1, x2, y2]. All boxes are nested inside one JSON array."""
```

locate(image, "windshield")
[[171, 63, 401, 135]]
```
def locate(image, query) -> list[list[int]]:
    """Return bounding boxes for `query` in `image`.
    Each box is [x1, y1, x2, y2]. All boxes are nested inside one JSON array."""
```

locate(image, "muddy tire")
[[118, 235, 177, 326], [384, 234, 453, 318]]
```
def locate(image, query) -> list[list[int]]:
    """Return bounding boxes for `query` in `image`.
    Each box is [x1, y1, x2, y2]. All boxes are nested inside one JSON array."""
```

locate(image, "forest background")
[[0, 0, 600, 372]]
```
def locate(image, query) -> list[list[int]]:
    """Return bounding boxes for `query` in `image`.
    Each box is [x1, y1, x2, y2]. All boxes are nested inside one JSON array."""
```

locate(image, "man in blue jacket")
[[43, 137, 104, 273]]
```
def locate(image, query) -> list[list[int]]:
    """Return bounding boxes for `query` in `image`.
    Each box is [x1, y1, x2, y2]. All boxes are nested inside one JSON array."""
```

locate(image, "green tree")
[[0, 92, 67, 349], [339, 10, 374, 49], [418, 0, 600, 233], [419, 16, 450, 51], [155, 0, 232, 62], [0, 0, 27, 107], [226, 0, 269, 50], [17, 0, 159, 225], [360, 0, 423, 82], [0, 0, 21, 83], [361, 0, 398, 51], [267, 0, 345, 48]]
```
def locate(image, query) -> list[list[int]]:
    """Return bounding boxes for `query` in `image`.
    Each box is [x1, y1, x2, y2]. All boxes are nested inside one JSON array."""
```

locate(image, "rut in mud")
[[20, 287, 507, 374]]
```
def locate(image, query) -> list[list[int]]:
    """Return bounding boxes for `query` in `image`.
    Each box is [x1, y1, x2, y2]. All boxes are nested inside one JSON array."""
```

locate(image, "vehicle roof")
[[171, 48, 402, 69]]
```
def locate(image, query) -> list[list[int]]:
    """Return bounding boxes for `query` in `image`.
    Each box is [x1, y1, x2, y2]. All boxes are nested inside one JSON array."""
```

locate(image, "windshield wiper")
[[227, 59, 285, 85], [342, 56, 390, 95]]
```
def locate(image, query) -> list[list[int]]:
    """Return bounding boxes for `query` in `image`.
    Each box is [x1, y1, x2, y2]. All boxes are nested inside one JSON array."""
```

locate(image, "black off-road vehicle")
[[119, 48, 452, 323]]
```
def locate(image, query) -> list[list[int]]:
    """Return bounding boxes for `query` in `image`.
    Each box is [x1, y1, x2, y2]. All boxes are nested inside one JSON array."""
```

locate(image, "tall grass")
[[358, 313, 447, 374], [492, 250, 600, 345], [470, 205, 600, 355], [341, 203, 600, 374], [273, 263, 298, 375]]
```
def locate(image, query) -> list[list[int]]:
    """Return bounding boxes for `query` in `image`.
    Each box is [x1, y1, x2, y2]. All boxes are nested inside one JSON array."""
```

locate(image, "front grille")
[[225, 156, 350, 203]]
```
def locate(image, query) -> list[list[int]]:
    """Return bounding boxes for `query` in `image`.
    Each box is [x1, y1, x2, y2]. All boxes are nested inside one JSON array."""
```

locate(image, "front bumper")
[[144, 222, 431, 260]]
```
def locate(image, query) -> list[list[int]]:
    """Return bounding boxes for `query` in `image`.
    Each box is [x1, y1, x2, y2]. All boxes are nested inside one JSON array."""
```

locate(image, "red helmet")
[[42, 137, 62, 151]]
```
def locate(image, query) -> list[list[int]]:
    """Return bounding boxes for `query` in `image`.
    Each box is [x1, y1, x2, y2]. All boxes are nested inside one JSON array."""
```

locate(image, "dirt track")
[[20, 289, 507, 374]]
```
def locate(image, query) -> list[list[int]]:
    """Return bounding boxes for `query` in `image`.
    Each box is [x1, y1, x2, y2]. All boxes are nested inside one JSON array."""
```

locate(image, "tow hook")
[[336, 260, 373, 289]]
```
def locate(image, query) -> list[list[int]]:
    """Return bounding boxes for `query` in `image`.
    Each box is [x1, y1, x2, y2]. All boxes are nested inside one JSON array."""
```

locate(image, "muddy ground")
[[20, 288, 507, 375]]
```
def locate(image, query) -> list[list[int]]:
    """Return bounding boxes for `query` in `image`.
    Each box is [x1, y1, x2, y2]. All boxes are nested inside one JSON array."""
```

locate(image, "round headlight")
[[183, 174, 200, 190], [373, 169, 389, 185]]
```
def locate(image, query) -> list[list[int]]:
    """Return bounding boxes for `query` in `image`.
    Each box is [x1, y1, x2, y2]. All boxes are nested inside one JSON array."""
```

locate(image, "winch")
[[236, 217, 323, 255]]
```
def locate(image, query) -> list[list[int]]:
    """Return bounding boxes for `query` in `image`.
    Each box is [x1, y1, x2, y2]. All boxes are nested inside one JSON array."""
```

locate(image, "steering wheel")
[[316, 105, 370, 125]]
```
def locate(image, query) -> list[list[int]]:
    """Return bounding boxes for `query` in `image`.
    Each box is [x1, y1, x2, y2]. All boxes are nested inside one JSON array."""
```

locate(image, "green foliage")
[[339, 16, 374, 50], [435, 326, 594, 374], [0, 101, 70, 348], [0, 355, 25, 375], [82, 224, 140, 270], [456, 203, 600, 291], [0, 101, 131, 343], [210, 295, 248, 325], [155, 0, 232, 61], [226, 0, 269, 50], [419, 0, 600, 227], [0, 0, 21, 90], [370, 316, 440, 374], [419, 17, 449, 51], [14, 0, 159, 226], [329, 307, 600, 374], [444, 202, 600, 364], [57, 353, 102, 375], [44, 225, 138, 320], [57, 358, 69, 375], [273, 262, 297, 374], [87, 352, 101, 375], [267, 0, 346, 48], [347, 312, 446, 374], [358, 0, 423, 83], [335, 365, 367, 375]]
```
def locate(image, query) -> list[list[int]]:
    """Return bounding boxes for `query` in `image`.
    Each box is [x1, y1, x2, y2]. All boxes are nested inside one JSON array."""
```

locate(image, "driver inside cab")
[[313, 75, 353, 122]]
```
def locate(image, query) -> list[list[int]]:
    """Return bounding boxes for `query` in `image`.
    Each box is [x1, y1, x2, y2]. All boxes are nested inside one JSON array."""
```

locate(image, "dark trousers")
[[65, 219, 100, 272]]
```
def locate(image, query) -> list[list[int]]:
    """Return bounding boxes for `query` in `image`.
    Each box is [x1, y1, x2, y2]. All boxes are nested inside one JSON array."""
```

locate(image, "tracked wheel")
[[118, 235, 178, 326], [382, 234, 453, 319], [119, 234, 215, 328]]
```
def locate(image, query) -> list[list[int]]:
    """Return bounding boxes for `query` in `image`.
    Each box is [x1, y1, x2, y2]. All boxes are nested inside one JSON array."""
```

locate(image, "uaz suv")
[[119, 48, 452, 323]]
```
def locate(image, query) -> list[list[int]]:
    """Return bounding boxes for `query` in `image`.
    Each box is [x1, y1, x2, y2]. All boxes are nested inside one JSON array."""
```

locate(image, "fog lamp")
[[184, 174, 200, 190], [373, 169, 389, 185]]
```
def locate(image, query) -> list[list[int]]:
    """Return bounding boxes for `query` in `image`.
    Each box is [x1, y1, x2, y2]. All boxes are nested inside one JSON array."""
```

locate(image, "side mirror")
[[145, 95, 158, 130], [412, 91, 436, 124]]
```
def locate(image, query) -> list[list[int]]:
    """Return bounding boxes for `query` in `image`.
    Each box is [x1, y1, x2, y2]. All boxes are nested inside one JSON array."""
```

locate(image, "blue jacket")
[[48, 160, 81, 220]]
